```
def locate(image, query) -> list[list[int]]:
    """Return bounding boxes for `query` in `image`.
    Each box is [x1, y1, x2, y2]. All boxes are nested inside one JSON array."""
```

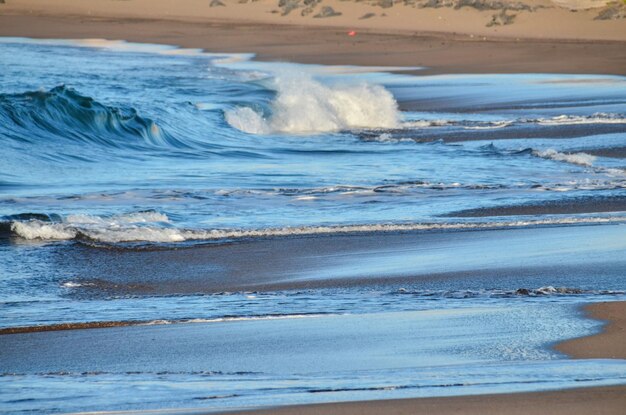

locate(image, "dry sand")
[[2, 0, 625, 41], [1, 0, 626, 74]]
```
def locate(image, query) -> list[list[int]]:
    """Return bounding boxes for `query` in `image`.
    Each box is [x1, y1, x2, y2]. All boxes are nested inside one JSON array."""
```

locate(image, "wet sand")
[[582, 147, 626, 159], [213, 386, 626, 415], [29, 223, 626, 296], [0, 320, 144, 335], [448, 196, 626, 217], [557, 301, 626, 359]]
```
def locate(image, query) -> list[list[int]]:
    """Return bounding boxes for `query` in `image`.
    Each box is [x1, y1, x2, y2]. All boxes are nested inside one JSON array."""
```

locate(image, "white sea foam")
[[533, 149, 596, 167], [225, 72, 399, 134], [65, 211, 170, 225], [225, 106, 271, 134], [605, 168, 626, 177], [368, 133, 414, 143], [11, 221, 77, 240], [402, 120, 453, 128], [463, 121, 514, 130], [398, 113, 626, 132], [534, 114, 626, 126], [10, 212, 172, 242], [10, 215, 626, 243], [62, 281, 84, 288]]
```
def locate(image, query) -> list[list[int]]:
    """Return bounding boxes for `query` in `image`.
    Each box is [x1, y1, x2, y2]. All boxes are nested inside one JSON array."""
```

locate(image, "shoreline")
[[2, 0, 626, 41], [2, 302, 625, 415], [556, 301, 626, 359], [213, 302, 626, 414], [211, 385, 626, 415], [0, 14, 625, 75]]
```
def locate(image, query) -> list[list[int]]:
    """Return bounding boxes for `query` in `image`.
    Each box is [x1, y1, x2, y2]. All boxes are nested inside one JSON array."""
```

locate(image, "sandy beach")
[[1, 1, 625, 414], [1, 0, 625, 75]]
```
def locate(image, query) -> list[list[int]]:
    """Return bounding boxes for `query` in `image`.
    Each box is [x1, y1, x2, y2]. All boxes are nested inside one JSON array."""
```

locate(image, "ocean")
[[0, 37, 625, 414]]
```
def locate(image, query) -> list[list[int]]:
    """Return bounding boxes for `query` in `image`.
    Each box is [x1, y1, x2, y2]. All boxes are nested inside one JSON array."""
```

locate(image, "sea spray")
[[225, 71, 399, 134]]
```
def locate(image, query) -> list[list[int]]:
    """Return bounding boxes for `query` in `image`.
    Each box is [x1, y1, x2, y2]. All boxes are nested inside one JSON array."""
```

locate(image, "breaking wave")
[[224, 73, 399, 134], [6, 212, 626, 244], [532, 149, 597, 167]]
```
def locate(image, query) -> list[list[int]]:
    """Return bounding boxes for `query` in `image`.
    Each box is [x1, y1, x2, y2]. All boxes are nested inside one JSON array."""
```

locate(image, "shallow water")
[[0, 37, 625, 414], [2, 303, 626, 414], [1, 38, 625, 243]]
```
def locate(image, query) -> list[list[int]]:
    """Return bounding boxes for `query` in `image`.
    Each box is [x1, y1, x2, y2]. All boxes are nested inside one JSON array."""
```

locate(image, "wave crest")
[[532, 149, 597, 167], [0, 85, 183, 149], [225, 73, 399, 134]]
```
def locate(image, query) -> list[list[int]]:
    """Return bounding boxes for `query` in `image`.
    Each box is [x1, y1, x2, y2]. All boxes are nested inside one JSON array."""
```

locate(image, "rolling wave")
[[0, 85, 187, 150]]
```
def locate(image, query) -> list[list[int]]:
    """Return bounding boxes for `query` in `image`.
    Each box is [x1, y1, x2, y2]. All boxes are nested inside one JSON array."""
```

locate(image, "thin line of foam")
[[401, 113, 626, 131], [8, 215, 626, 243]]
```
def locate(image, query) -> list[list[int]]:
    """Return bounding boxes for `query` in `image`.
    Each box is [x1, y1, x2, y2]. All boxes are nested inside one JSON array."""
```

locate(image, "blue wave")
[[0, 85, 189, 150]]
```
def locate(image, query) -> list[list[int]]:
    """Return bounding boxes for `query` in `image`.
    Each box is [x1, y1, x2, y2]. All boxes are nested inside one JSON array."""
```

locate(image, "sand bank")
[[1, 1, 625, 75]]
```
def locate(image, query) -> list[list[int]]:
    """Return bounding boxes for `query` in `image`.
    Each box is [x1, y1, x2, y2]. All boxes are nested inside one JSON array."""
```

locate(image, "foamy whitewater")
[[225, 72, 399, 134], [1, 38, 625, 414]]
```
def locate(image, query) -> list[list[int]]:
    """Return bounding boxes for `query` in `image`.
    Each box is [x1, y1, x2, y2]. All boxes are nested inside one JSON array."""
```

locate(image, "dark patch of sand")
[[580, 147, 626, 159], [447, 196, 626, 217]]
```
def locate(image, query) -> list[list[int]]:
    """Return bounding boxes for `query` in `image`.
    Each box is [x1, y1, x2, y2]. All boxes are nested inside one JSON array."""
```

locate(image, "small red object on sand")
[[348, 30, 357, 37]]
